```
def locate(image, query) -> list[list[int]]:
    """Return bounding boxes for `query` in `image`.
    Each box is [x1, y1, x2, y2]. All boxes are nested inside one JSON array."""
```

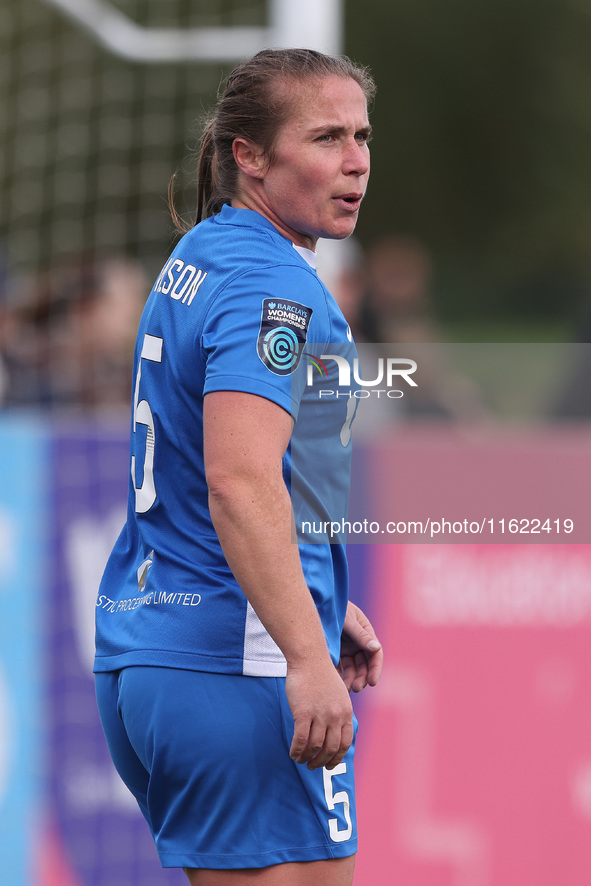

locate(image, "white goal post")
[[41, 0, 343, 62]]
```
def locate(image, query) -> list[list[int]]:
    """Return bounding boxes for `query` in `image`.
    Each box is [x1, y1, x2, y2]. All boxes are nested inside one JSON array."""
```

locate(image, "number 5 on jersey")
[[131, 334, 163, 513]]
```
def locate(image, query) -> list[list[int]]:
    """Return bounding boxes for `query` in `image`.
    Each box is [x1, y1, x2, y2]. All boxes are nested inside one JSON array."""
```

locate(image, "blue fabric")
[[95, 667, 358, 868], [94, 206, 356, 676]]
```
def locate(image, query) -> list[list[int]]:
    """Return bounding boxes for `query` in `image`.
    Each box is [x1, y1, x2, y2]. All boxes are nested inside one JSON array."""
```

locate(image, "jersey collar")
[[292, 243, 317, 269], [216, 204, 317, 269]]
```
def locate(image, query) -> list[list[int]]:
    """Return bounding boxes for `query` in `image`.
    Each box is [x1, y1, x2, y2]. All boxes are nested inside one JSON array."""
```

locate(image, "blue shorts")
[[95, 667, 358, 869]]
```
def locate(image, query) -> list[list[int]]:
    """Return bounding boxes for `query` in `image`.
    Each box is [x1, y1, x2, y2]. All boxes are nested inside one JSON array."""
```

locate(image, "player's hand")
[[339, 601, 383, 693], [286, 658, 354, 771]]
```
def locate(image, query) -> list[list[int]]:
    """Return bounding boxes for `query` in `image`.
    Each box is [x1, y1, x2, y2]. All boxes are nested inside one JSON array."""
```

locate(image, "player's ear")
[[233, 138, 266, 180]]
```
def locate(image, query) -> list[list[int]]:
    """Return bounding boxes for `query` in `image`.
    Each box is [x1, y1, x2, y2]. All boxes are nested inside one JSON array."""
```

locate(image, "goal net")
[[0, 0, 342, 280], [0, 0, 341, 409], [1, 0, 260, 283]]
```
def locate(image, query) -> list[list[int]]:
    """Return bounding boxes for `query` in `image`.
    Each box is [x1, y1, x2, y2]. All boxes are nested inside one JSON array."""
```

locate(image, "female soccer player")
[[94, 48, 383, 886]]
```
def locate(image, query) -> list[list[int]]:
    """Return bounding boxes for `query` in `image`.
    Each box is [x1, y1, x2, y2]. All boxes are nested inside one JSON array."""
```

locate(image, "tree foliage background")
[[346, 0, 591, 328]]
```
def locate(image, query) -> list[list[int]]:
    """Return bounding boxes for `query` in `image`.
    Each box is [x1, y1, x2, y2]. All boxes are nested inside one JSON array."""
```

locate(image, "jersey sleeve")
[[201, 264, 328, 419]]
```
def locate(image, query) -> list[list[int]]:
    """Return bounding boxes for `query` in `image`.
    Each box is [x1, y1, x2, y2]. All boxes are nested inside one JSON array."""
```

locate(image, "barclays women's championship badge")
[[257, 298, 313, 375]]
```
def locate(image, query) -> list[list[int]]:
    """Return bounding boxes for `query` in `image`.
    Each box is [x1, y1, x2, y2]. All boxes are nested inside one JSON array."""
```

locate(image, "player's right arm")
[[203, 388, 353, 771]]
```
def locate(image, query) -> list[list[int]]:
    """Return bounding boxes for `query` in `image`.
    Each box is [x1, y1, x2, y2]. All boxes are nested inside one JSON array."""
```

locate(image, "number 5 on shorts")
[[323, 763, 353, 842]]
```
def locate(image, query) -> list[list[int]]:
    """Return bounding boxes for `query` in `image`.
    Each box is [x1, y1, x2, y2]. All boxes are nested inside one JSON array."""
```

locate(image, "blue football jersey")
[[94, 205, 356, 677]]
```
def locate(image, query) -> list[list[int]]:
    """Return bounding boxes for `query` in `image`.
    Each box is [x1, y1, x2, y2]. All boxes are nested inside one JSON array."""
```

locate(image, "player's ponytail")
[[169, 48, 375, 233], [167, 118, 216, 234], [196, 119, 218, 222]]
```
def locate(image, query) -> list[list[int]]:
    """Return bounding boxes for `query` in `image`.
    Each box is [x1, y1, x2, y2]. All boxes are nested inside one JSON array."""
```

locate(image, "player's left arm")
[[339, 601, 383, 693]]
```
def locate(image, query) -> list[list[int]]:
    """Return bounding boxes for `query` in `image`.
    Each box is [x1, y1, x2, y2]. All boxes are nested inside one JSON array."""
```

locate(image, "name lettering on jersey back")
[[154, 257, 208, 305]]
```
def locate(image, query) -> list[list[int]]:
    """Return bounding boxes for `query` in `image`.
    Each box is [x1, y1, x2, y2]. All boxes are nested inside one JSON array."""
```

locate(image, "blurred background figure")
[[319, 233, 486, 424], [0, 244, 12, 405], [0, 267, 58, 407], [360, 234, 437, 344], [317, 235, 367, 340], [1, 255, 146, 410], [317, 236, 395, 435], [59, 256, 147, 410]]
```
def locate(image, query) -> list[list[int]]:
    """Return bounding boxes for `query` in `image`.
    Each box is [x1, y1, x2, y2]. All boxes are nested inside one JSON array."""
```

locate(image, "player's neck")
[[230, 193, 318, 253]]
